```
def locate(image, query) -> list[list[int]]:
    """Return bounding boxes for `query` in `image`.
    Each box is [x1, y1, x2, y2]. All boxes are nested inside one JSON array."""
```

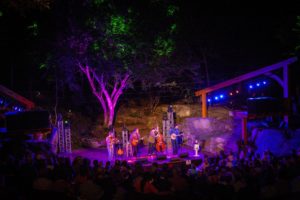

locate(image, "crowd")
[[1, 140, 300, 200]]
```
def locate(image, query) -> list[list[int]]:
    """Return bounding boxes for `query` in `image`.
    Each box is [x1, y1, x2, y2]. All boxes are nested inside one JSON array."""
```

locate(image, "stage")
[[59, 144, 207, 167]]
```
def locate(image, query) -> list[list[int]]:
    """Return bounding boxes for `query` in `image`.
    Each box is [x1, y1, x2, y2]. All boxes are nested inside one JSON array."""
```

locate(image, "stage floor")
[[59, 144, 207, 166]]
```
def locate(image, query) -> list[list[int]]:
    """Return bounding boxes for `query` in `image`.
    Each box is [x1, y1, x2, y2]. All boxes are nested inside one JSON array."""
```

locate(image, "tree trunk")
[[108, 107, 114, 127], [78, 62, 129, 127]]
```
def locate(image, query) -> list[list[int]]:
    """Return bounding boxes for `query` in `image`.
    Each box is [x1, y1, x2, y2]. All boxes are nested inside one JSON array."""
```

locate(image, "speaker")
[[179, 152, 189, 158], [5, 110, 50, 133], [170, 157, 180, 162], [156, 154, 167, 160], [136, 158, 148, 164]]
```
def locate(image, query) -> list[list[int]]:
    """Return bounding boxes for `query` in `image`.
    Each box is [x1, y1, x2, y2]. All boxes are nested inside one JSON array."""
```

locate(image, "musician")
[[148, 127, 157, 155], [169, 124, 180, 155], [130, 128, 140, 157], [106, 132, 116, 161], [194, 139, 200, 157]]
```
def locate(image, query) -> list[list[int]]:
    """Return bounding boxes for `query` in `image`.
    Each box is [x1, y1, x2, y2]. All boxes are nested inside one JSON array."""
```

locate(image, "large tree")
[[52, 0, 184, 127]]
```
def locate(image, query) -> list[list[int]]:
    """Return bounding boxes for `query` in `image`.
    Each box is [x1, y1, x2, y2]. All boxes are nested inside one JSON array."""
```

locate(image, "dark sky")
[[0, 2, 299, 100], [177, 15, 297, 79]]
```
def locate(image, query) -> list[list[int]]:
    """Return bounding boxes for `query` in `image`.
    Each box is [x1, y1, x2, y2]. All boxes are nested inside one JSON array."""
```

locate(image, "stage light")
[[220, 94, 224, 99], [256, 83, 260, 87], [249, 85, 253, 89], [236, 90, 239, 94], [214, 96, 219, 100], [207, 98, 211, 102], [229, 92, 233, 96], [263, 81, 266, 85]]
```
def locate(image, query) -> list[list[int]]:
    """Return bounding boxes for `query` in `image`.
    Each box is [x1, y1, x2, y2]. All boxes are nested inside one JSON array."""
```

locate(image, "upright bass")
[[155, 129, 166, 152]]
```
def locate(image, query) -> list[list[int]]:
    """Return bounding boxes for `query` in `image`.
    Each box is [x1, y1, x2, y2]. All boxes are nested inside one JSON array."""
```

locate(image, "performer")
[[130, 128, 140, 157], [194, 139, 200, 157], [148, 127, 157, 155], [106, 132, 116, 161], [169, 124, 180, 155]]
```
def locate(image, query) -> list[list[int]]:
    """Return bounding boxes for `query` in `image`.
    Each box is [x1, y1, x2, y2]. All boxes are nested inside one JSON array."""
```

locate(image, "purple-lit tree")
[[54, 0, 181, 127]]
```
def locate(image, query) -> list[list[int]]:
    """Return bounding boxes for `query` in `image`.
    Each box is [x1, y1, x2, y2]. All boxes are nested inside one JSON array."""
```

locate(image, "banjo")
[[170, 132, 184, 140]]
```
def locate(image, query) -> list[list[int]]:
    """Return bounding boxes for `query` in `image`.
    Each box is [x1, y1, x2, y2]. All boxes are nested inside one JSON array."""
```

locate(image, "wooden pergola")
[[195, 57, 297, 144], [0, 84, 35, 109]]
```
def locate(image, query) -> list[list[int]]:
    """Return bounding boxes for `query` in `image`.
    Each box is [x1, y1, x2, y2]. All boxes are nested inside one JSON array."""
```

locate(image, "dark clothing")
[[169, 128, 180, 155]]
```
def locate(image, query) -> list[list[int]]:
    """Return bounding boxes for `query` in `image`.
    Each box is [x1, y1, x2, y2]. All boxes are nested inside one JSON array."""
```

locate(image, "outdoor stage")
[[59, 144, 208, 167]]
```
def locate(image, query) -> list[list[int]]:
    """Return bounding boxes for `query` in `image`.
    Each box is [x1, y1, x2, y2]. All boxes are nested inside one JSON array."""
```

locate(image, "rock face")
[[113, 103, 300, 156], [181, 106, 242, 154]]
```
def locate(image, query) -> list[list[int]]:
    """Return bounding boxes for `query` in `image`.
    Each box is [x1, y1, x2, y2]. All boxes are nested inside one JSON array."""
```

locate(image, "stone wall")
[[180, 106, 242, 153]]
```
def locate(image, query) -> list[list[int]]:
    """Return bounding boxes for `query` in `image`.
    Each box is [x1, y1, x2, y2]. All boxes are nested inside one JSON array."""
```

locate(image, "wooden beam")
[[265, 72, 284, 88], [195, 57, 297, 96], [0, 84, 35, 109], [242, 117, 248, 145], [201, 93, 207, 118]]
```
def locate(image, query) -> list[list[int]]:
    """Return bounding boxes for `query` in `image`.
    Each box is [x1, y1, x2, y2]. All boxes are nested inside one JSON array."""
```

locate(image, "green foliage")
[[170, 23, 177, 34], [91, 41, 100, 52], [154, 36, 175, 57], [86, 18, 97, 29], [93, 0, 106, 7], [293, 16, 300, 46], [167, 5, 178, 16], [107, 15, 131, 35], [115, 42, 133, 58], [27, 21, 38, 36], [39, 63, 46, 69]]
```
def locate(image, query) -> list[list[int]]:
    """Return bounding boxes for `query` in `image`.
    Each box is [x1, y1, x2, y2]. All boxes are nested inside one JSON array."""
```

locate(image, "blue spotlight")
[[207, 98, 211, 102], [263, 81, 267, 85], [249, 85, 253, 89], [220, 94, 224, 99], [256, 83, 260, 87], [214, 96, 219, 100]]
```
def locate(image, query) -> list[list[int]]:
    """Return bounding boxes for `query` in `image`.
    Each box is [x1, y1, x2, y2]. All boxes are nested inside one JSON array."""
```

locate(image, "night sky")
[[0, 2, 299, 104]]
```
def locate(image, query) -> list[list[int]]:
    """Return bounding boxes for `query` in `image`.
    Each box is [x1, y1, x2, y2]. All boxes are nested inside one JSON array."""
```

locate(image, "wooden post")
[[242, 117, 248, 145], [283, 65, 289, 127], [202, 93, 207, 118]]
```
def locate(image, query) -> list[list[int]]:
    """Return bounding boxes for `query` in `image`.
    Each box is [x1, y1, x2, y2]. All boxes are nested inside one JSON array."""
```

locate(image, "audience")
[[0, 140, 300, 200]]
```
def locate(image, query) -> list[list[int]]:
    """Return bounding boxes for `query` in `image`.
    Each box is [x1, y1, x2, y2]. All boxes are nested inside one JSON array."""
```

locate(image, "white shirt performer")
[[106, 132, 115, 161], [194, 140, 200, 157]]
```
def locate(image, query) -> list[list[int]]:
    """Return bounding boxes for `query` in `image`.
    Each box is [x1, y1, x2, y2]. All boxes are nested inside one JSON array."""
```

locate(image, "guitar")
[[131, 138, 139, 146], [117, 148, 124, 156], [131, 137, 144, 146]]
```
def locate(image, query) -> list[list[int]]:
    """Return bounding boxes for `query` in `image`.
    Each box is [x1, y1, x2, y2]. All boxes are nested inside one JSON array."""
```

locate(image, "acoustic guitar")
[[117, 148, 124, 156], [131, 138, 139, 146]]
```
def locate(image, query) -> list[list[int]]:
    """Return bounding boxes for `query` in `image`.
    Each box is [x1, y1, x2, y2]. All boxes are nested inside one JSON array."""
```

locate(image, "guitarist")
[[148, 127, 157, 155], [169, 124, 180, 155], [130, 128, 140, 157]]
